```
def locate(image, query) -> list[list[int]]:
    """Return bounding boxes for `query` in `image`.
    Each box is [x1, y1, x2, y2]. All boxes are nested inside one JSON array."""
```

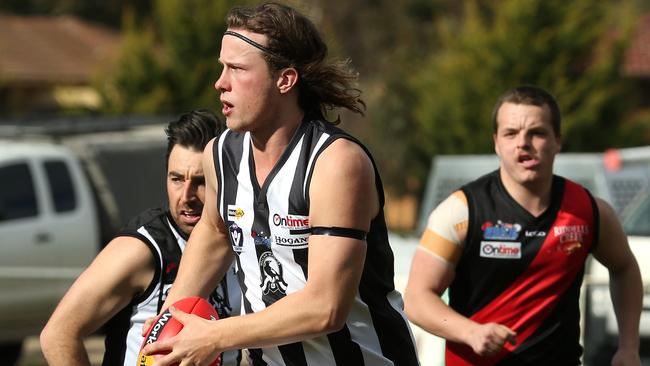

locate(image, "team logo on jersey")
[[227, 205, 245, 221], [481, 220, 522, 240], [553, 225, 588, 255], [480, 241, 521, 259], [229, 223, 244, 252], [272, 213, 310, 233], [259, 252, 288, 295]]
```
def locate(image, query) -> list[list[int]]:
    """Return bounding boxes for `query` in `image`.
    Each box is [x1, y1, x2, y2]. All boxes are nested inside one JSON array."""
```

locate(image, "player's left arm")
[[144, 138, 377, 366], [592, 197, 643, 365], [301, 137, 377, 330]]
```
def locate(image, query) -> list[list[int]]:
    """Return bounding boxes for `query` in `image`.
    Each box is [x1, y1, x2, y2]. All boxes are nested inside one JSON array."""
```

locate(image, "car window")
[[622, 191, 650, 236], [44, 160, 76, 212], [0, 162, 38, 221]]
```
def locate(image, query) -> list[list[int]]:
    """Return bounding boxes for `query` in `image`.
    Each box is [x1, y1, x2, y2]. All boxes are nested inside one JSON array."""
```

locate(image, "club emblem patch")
[[481, 220, 522, 240], [229, 223, 244, 253], [259, 252, 288, 295]]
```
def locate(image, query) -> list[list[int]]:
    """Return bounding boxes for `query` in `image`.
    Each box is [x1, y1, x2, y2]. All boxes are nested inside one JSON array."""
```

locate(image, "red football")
[[137, 296, 221, 366]]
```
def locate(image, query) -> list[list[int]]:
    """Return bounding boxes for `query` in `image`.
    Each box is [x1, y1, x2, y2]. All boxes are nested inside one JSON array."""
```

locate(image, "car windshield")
[[622, 190, 650, 236]]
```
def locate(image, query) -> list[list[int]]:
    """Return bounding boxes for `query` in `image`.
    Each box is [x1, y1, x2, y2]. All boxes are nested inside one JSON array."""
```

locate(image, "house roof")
[[623, 13, 650, 77], [1, 11, 649, 85], [0, 13, 120, 85]]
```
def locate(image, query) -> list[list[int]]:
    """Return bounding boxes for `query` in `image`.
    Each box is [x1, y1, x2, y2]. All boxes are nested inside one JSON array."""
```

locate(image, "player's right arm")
[[40, 236, 156, 366], [157, 138, 235, 310], [404, 191, 516, 357]]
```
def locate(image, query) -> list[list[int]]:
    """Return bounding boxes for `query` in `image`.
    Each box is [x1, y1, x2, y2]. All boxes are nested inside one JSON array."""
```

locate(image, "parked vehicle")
[[0, 141, 100, 362], [0, 116, 170, 364]]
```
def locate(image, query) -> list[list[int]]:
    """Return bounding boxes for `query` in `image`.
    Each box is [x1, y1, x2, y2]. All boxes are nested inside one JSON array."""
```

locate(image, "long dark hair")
[[227, 2, 365, 123]]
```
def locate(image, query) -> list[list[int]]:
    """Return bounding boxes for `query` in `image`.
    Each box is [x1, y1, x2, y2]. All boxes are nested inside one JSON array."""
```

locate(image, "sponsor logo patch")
[[227, 205, 245, 221], [272, 213, 309, 231], [145, 311, 172, 345], [481, 220, 522, 240], [274, 235, 309, 248], [552, 225, 588, 255], [525, 230, 546, 237], [252, 231, 272, 248], [138, 353, 154, 366], [480, 241, 522, 259], [553, 225, 588, 243]]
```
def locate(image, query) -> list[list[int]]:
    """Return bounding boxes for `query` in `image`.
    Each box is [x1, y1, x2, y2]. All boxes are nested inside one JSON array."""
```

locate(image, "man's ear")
[[276, 67, 299, 94]]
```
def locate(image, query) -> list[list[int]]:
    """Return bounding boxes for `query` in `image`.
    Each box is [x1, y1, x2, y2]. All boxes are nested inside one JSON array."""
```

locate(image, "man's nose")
[[214, 71, 227, 91], [516, 132, 531, 148], [181, 181, 196, 201]]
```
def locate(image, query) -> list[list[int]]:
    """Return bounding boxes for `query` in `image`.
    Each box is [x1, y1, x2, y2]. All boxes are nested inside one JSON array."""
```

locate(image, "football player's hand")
[[611, 348, 641, 366], [144, 307, 221, 366], [467, 322, 517, 357]]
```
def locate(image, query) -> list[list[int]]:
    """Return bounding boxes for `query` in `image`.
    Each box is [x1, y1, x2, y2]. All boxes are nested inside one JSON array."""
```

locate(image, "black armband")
[[310, 226, 367, 240]]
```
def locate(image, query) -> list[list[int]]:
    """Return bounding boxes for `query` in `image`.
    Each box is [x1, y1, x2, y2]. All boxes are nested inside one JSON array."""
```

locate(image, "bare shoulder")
[[92, 236, 156, 290], [593, 196, 623, 243], [203, 138, 218, 171], [592, 196, 633, 269], [203, 136, 218, 154], [310, 138, 377, 228], [102, 235, 154, 259], [594, 196, 617, 218], [201, 137, 219, 189], [315, 138, 374, 178], [594, 196, 626, 240]]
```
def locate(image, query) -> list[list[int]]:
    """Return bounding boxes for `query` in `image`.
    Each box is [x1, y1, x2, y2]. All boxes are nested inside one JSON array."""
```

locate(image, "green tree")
[[314, 0, 440, 195], [98, 0, 250, 114], [369, 0, 647, 194], [98, 17, 168, 113]]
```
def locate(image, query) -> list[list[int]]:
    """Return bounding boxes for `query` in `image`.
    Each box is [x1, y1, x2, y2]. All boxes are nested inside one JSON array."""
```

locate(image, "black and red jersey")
[[448, 170, 598, 365]]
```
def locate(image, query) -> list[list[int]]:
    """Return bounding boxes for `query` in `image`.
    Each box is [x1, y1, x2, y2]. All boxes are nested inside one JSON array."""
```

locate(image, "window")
[[44, 160, 76, 212], [0, 163, 38, 221]]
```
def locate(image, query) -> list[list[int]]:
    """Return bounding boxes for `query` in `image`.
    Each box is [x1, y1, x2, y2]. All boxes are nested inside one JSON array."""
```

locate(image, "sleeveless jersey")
[[214, 117, 419, 366], [102, 207, 241, 366], [446, 170, 598, 365]]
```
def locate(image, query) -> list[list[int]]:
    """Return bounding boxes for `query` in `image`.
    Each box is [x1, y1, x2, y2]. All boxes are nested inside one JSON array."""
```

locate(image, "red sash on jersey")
[[446, 180, 594, 365]]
